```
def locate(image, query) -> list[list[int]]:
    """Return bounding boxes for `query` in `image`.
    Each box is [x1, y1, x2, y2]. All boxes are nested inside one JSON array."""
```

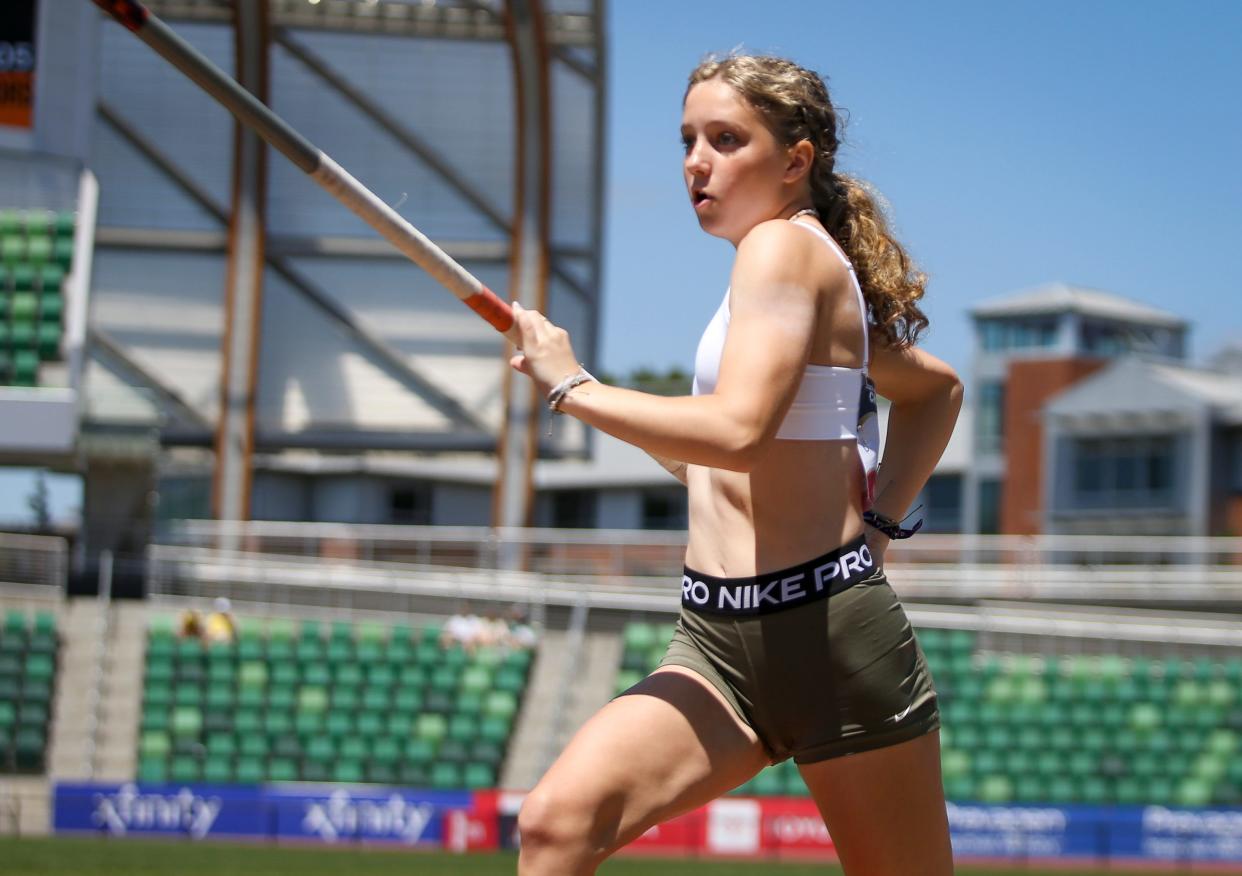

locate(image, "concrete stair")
[[92, 603, 146, 781], [46, 598, 103, 780], [501, 627, 622, 791]]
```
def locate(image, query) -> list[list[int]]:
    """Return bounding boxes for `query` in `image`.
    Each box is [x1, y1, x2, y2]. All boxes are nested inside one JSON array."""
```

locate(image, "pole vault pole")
[[90, 0, 518, 341]]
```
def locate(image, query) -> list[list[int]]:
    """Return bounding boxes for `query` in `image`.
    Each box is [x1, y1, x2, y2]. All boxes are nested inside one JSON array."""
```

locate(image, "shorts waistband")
[[681, 534, 875, 617]]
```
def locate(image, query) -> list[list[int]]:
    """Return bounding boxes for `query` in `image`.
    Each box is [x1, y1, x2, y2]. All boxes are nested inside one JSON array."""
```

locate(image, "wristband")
[[547, 367, 595, 413]]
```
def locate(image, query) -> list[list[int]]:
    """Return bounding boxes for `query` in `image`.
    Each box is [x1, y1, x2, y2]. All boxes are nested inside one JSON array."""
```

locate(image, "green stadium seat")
[[239, 734, 268, 759], [484, 691, 518, 720], [479, 716, 510, 745], [332, 761, 364, 784], [361, 688, 389, 712], [392, 688, 423, 715], [202, 757, 232, 784], [463, 762, 495, 789], [54, 211, 74, 238], [385, 713, 412, 738], [431, 762, 462, 790], [331, 688, 359, 712], [206, 734, 236, 758], [415, 713, 448, 745], [137, 757, 168, 784], [404, 738, 436, 765], [26, 235, 51, 266], [470, 740, 504, 767], [325, 712, 353, 738], [171, 707, 202, 737], [424, 690, 453, 714], [298, 686, 328, 713], [139, 731, 171, 759], [295, 711, 324, 737], [170, 756, 200, 783], [1, 237, 24, 265], [400, 763, 430, 786], [264, 712, 294, 737], [53, 237, 72, 269], [232, 757, 262, 784], [371, 737, 401, 765], [267, 757, 297, 782], [301, 662, 330, 687], [356, 712, 384, 738], [268, 685, 296, 712], [367, 762, 397, 784], [238, 661, 267, 688], [356, 640, 384, 666], [448, 714, 478, 744]]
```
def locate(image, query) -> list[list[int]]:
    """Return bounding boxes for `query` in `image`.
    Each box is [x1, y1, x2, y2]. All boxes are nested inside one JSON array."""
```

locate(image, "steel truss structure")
[[86, 0, 606, 528]]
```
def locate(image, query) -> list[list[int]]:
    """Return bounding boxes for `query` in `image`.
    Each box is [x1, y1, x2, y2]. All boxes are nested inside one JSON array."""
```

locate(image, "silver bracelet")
[[547, 367, 595, 413]]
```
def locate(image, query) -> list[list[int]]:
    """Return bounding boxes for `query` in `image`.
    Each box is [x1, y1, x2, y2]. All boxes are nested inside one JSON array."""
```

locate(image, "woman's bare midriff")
[[684, 437, 865, 577]]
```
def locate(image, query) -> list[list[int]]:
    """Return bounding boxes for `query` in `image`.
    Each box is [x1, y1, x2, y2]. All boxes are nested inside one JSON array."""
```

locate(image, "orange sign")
[[0, 2, 36, 129]]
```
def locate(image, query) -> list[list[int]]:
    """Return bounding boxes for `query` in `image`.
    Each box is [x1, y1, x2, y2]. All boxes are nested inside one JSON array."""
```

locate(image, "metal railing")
[[156, 520, 1242, 605], [0, 532, 69, 591]]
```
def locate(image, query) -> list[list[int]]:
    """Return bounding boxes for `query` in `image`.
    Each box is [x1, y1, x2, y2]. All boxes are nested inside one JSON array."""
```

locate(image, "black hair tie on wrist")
[[863, 506, 924, 540]]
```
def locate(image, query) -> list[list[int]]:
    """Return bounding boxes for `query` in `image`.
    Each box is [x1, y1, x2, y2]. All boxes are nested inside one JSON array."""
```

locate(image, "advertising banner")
[[54, 783, 474, 846], [1125, 806, 1242, 862], [55, 784, 1242, 865], [0, 0, 36, 128]]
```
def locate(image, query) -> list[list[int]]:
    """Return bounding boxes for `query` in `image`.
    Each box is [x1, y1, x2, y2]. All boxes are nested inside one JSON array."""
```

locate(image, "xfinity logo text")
[[91, 784, 222, 839], [302, 790, 436, 843]]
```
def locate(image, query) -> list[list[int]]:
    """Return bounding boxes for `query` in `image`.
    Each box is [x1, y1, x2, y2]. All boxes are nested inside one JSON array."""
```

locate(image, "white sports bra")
[[691, 218, 880, 507]]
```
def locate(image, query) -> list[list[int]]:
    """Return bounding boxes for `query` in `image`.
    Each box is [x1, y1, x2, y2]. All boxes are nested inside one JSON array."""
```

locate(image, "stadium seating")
[[136, 615, 532, 788], [0, 207, 73, 387], [618, 621, 1242, 806], [0, 609, 59, 774]]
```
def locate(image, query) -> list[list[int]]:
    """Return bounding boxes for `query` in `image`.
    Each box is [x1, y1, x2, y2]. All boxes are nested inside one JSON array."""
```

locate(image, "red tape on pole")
[[91, 0, 149, 32], [465, 287, 515, 334]]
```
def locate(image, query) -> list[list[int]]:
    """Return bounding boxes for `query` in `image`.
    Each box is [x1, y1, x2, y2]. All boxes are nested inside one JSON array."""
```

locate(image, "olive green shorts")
[[658, 564, 939, 764]]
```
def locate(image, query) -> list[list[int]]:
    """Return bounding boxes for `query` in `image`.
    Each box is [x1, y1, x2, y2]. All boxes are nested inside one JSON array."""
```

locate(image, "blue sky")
[[598, 0, 1242, 381]]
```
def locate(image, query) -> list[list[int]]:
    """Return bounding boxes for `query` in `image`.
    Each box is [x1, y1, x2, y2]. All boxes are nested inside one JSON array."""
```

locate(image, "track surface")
[[0, 837, 1172, 875]]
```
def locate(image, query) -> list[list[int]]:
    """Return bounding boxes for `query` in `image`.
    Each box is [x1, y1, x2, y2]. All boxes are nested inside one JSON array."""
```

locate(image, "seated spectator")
[[178, 609, 203, 640], [203, 597, 236, 646], [441, 603, 483, 652], [505, 605, 538, 651], [478, 609, 510, 648]]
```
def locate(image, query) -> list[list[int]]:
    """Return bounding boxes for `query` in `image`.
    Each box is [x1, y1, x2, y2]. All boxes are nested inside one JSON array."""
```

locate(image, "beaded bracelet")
[[547, 367, 595, 413]]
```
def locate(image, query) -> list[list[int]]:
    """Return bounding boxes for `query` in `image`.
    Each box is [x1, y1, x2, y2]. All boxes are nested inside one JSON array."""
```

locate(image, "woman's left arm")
[[865, 343, 964, 560]]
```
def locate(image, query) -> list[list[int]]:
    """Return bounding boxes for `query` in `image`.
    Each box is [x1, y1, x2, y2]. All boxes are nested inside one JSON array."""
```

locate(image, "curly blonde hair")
[[688, 54, 929, 349]]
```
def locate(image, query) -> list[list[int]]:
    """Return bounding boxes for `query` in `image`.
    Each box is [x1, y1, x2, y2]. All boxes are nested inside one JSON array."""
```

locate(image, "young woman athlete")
[[508, 54, 963, 875]]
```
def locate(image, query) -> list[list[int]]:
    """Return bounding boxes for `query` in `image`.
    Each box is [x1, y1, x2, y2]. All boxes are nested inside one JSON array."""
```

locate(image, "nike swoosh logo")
[[888, 703, 914, 723]]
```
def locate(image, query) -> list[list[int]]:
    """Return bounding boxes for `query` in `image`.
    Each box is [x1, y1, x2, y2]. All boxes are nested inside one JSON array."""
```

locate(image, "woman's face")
[[681, 78, 793, 246]]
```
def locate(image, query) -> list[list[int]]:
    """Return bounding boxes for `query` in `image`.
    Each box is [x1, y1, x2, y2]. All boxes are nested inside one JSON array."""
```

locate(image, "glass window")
[[551, 490, 596, 529], [975, 381, 1005, 454], [921, 475, 963, 533], [390, 484, 432, 524], [1068, 435, 1176, 510], [978, 479, 1001, 534], [641, 489, 687, 530], [1230, 434, 1242, 493]]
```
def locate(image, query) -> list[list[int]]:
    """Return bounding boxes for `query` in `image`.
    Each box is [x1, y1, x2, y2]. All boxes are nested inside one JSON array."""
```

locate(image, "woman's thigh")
[[525, 665, 769, 855], [798, 730, 954, 875]]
